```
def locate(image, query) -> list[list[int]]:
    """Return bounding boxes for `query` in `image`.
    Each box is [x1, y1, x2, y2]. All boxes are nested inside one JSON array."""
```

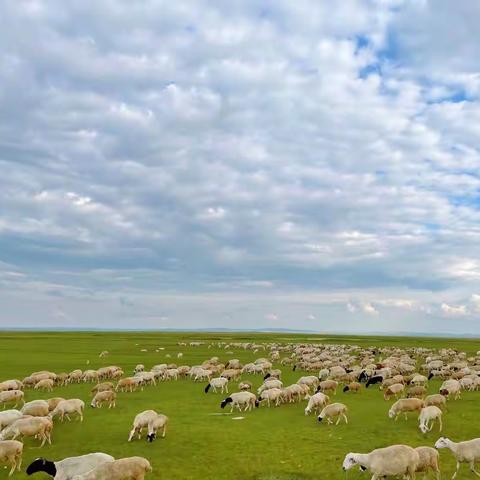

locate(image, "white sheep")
[[91, 390, 116, 409], [418, 406, 443, 433], [259, 388, 283, 407], [342, 444, 419, 479], [49, 399, 85, 422], [220, 392, 259, 412], [388, 398, 424, 421], [128, 410, 159, 442], [26, 453, 115, 480], [22, 399, 50, 417], [304, 392, 329, 415], [0, 411, 22, 431], [71, 456, 152, 480], [415, 446, 440, 480], [146, 414, 168, 442], [257, 379, 283, 394], [435, 436, 480, 479], [204, 377, 229, 394], [0, 390, 24, 408], [0, 440, 23, 476], [0, 416, 52, 447], [317, 402, 348, 425], [34, 379, 54, 392]]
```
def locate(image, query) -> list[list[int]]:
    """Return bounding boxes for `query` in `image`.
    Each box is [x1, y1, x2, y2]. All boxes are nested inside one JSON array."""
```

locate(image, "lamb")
[[0, 390, 24, 408], [238, 381, 252, 391], [49, 399, 85, 422], [0, 416, 52, 447], [146, 414, 168, 442], [0, 440, 23, 476], [342, 444, 419, 479], [0, 411, 23, 431], [388, 398, 425, 421], [71, 456, 152, 480], [259, 388, 283, 407], [116, 378, 138, 393], [414, 446, 440, 479], [425, 394, 448, 410], [22, 400, 50, 417], [26, 453, 115, 480], [317, 402, 348, 425], [133, 364, 145, 375], [128, 410, 159, 442], [220, 392, 259, 412], [435, 436, 480, 479], [204, 377, 229, 394], [383, 383, 404, 400], [418, 406, 443, 433], [35, 379, 54, 392], [91, 390, 116, 409], [304, 392, 329, 415], [342, 382, 361, 393]]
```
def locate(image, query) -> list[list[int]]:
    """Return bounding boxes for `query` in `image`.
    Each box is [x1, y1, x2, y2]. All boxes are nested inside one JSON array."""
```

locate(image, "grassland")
[[0, 331, 479, 479]]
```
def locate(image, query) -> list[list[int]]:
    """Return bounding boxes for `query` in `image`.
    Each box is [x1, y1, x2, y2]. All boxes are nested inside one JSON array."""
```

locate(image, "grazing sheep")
[[343, 382, 361, 393], [389, 398, 424, 421], [0, 416, 52, 447], [425, 394, 448, 411], [435, 437, 480, 479], [317, 402, 348, 425], [259, 388, 283, 407], [440, 380, 462, 400], [220, 392, 259, 412], [128, 410, 159, 442], [408, 386, 428, 399], [91, 383, 114, 395], [411, 374, 428, 386], [264, 369, 282, 380], [304, 392, 329, 415], [415, 446, 440, 479], [71, 456, 152, 480], [116, 378, 138, 393], [26, 453, 115, 480], [342, 444, 419, 479], [22, 400, 50, 417], [47, 398, 65, 412], [297, 376, 320, 391], [257, 379, 283, 395], [0, 411, 22, 431], [0, 390, 24, 408], [49, 399, 84, 422], [91, 391, 116, 409], [146, 414, 168, 442], [204, 377, 229, 394], [238, 381, 252, 391], [419, 406, 443, 433], [383, 383, 405, 401], [34, 379, 54, 392], [0, 381, 23, 392], [0, 440, 23, 476], [317, 380, 338, 395], [133, 365, 145, 375]]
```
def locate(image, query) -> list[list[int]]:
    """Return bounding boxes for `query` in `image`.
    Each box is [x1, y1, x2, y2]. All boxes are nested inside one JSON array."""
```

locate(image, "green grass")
[[0, 331, 479, 479]]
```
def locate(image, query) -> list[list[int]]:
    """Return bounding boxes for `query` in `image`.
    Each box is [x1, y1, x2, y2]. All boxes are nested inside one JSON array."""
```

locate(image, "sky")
[[1, 0, 480, 333]]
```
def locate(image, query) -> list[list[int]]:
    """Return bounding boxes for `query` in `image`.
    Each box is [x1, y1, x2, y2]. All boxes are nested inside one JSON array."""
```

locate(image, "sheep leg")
[[438, 416, 442, 432], [335, 416, 340, 425], [16, 455, 22, 472], [451, 461, 460, 480], [343, 413, 348, 424], [470, 462, 480, 477]]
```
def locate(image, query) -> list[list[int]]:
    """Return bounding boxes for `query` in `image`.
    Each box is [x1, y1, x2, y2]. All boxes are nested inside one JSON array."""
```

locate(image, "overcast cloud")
[[1, 0, 480, 333]]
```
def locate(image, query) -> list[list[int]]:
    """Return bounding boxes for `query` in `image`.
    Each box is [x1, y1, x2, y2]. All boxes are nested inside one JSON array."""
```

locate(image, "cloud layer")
[[1, 1, 480, 332]]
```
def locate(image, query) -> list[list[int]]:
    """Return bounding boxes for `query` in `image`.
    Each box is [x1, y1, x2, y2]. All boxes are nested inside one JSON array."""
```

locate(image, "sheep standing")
[[91, 391, 116, 409], [0, 391, 24, 408], [0, 411, 22, 431], [128, 410, 158, 442], [0, 440, 23, 476], [418, 406, 443, 433], [342, 444, 419, 479], [204, 377, 229, 394], [304, 392, 329, 415], [34, 379, 54, 392], [388, 398, 424, 421], [71, 456, 152, 480], [0, 417, 52, 447], [414, 446, 440, 480], [49, 399, 85, 422], [317, 403, 348, 425], [26, 452, 115, 480], [435, 436, 480, 479], [220, 392, 259, 412], [146, 414, 168, 442]]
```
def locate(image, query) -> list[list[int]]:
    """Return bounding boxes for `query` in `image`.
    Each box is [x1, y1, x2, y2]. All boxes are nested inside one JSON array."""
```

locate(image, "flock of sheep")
[[0, 339, 479, 479]]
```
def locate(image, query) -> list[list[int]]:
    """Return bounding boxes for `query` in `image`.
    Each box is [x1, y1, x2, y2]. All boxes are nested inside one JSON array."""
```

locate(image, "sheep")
[[220, 392, 259, 412], [317, 402, 348, 425], [257, 379, 283, 394], [26, 453, 115, 480], [389, 398, 424, 421], [68, 370, 83, 384], [99, 350, 109, 358], [342, 444, 419, 479], [21, 399, 50, 417], [435, 437, 480, 479], [0, 380, 23, 392], [0, 390, 24, 408], [47, 397, 65, 412], [425, 394, 448, 410], [0, 440, 23, 476], [116, 378, 138, 393], [342, 382, 361, 393], [133, 364, 145, 375], [317, 380, 338, 395], [204, 377, 229, 394], [411, 374, 428, 386], [146, 414, 168, 442], [263, 369, 282, 380], [408, 385, 428, 399], [128, 410, 159, 442], [304, 392, 329, 415], [0, 411, 22, 431], [259, 388, 283, 407], [71, 456, 152, 480], [238, 381, 252, 391], [414, 446, 440, 479], [49, 399, 84, 422], [91, 382, 114, 395], [0, 416, 52, 447], [91, 390, 116, 409], [418, 406, 443, 433], [297, 376, 320, 391], [383, 383, 405, 400], [440, 379, 462, 400]]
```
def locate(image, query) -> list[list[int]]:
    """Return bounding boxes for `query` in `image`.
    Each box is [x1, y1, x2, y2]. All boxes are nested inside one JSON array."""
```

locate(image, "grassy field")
[[0, 331, 479, 479]]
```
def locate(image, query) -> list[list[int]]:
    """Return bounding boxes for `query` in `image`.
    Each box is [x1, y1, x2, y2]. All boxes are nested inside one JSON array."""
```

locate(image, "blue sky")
[[1, 0, 480, 333]]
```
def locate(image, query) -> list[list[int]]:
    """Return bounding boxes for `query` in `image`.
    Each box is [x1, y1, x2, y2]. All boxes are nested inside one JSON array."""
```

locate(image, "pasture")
[[0, 331, 480, 479]]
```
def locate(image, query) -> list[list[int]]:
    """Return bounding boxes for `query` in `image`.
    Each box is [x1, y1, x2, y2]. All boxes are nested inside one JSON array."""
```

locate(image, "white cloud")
[[362, 303, 379, 316], [441, 303, 468, 316]]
